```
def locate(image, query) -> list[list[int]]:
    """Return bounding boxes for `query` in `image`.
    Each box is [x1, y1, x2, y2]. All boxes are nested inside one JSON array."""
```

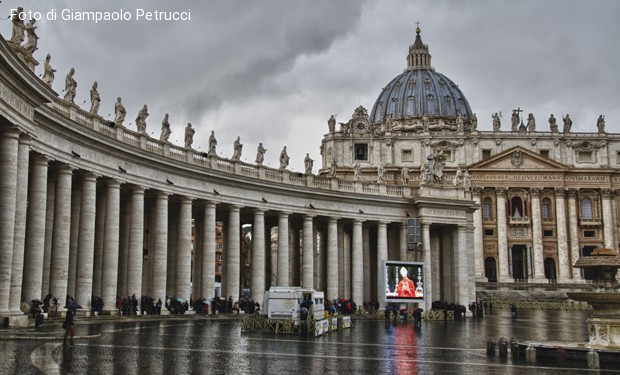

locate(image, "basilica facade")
[[0, 18, 615, 326]]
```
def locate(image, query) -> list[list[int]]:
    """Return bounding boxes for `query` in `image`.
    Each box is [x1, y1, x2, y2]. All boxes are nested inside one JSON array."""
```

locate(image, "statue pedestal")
[[8, 44, 39, 72], [567, 292, 620, 348]]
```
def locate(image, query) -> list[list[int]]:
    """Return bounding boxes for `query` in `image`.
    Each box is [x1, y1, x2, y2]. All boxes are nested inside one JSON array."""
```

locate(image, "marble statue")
[[492, 112, 501, 131], [89, 81, 100, 115], [232, 136, 243, 161], [511, 109, 519, 131], [304, 153, 313, 174], [453, 167, 464, 187], [135, 104, 149, 133], [9, 7, 25, 46], [23, 19, 38, 55], [160, 113, 171, 142], [354, 160, 361, 180], [377, 164, 385, 182], [597, 115, 605, 134], [463, 170, 471, 190], [422, 115, 429, 132], [420, 165, 428, 183], [256, 143, 267, 165], [401, 166, 410, 185], [279, 146, 289, 169], [548, 114, 558, 133], [63, 68, 77, 103], [208, 131, 217, 155], [426, 150, 446, 183], [184, 123, 195, 148], [114, 97, 126, 126], [563, 114, 572, 134], [42, 54, 56, 87], [527, 113, 536, 132], [470, 113, 478, 131], [456, 114, 464, 132], [328, 115, 336, 134]]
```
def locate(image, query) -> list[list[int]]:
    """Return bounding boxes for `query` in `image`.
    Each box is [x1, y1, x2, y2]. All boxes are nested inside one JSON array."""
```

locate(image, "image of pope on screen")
[[384, 261, 424, 302]]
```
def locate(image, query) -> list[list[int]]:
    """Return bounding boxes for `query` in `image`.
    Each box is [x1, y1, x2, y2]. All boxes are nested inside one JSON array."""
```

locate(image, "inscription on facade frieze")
[[423, 208, 466, 218], [565, 176, 609, 182], [0, 81, 34, 119], [473, 174, 563, 181]]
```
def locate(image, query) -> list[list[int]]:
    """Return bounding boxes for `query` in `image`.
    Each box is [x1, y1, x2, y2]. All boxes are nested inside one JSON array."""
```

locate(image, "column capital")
[[471, 187, 482, 197], [567, 188, 578, 198], [601, 188, 614, 198], [495, 187, 507, 197], [82, 171, 98, 182], [530, 187, 541, 197], [554, 187, 566, 197], [130, 185, 145, 194], [253, 207, 265, 214], [278, 211, 290, 218], [56, 164, 75, 175], [32, 154, 50, 166], [303, 214, 315, 221], [156, 190, 170, 199], [106, 178, 122, 189]]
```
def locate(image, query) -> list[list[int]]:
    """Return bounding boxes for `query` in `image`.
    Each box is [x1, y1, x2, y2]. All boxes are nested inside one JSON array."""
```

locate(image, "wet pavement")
[[1, 309, 619, 374]]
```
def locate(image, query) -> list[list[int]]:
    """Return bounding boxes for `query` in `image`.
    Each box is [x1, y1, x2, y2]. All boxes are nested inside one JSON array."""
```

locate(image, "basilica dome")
[[369, 28, 474, 129]]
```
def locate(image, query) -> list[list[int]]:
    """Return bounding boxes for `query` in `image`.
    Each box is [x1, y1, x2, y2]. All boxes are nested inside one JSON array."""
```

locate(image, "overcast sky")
[[5, 0, 620, 172]]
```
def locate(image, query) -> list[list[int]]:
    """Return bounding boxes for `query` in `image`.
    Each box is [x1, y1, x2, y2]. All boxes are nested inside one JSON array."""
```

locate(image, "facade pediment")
[[469, 146, 567, 171]]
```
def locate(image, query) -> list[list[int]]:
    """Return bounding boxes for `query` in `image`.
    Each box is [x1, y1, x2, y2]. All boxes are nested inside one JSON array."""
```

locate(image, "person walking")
[[62, 306, 76, 346]]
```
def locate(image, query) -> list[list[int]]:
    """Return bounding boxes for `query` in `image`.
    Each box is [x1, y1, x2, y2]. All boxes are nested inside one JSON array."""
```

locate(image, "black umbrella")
[[31, 299, 43, 305]]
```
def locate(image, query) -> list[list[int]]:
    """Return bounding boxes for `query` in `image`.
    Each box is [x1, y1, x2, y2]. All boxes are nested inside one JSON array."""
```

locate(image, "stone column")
[[152, 192, 169, 308], [277, 212, 290, 286], [362, 224, 371, 303], [567, 189, 582, 280], [496, 188, 510, 282], [530, 188, 545, 282], [202, 202, 217, 302], [92, 188, 106, 298], [226, 205, 241, 300], [456, 225, 468, 305], [127, 186, 145, 300], [352, 219, 363, 307], [399, 222, 408, 262], [176, 196, 193, 300], [337, 224, 345, 298], [251, 208, 266, 304], [67, 178, 82, 299], [42, 175, 56, 299], [102, 179, 121, 313], [9, 135, 31, 312], [422, 223, 432, 312], [75, 172, 97, 310], [23, 155, 49, 302], [302, 215, 314, 289], [555, 188, 570, 281], [602, 189, 615, 250], [0, 128, 20, 313], [376, 222, 388, 309], [472, 188, 485, 280], [326, 217, 339, 301], [49, 165, 74, 311]]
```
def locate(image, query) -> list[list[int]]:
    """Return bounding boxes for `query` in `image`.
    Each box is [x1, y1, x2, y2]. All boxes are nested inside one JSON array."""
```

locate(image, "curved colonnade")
[[0, 37, 416, 320]]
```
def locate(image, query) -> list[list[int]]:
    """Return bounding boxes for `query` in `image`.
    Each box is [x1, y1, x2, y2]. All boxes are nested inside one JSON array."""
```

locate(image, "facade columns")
[[399, 222, 408, 262], [326, 217, 339, 301], [376, 222, 388, 309], [22, 155, 49, 302], [351, 219, 363, 306], [75, 172, 97, 309], [49, 164, 74, 311], [567, 189, 582, 280], [456, 225, 468, 305], [601, 189, 615, 250], [175, 196, 193, 300], [127, 186, 145, 299], [226, 205, 241, 300], [251, 209, 266, 303], [496, 188, 510, 282], [202, 202, 217, 302], [0, 128, 20, 313], [302, 215, 314, 289], [422, 223, 432, 311], [9, 135, 31, 312], [555, 188, 570, 281], [530, 188, 545, 282], [152, 192, 169, 308], [472, 188, 485, 280], [101, 179, 121, 313], [277, 212, 290, 286]]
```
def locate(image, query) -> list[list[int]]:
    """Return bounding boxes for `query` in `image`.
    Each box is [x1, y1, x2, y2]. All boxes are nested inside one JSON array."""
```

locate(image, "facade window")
[[539, 149, 550, 158], [583, 230, 596, 238], [401, 149, 413, 162], [543, 230, 554, 237], [581, 197, 593, 219], [483, 198, 493, 220], [482, 149, 492, 159], [578, 151, 594, 163], [484, 229, 494, 236], [541, 198, 551, 220], [217, 243, 223, 250], [354, 143, 368, 161], [216, 254, 222, 261], [616, 151, 620, 165], [511, 196, 524, 218]]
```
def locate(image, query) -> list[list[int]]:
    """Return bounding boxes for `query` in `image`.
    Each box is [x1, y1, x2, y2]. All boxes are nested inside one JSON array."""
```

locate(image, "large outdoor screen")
[[382, 261, 424, 303]]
